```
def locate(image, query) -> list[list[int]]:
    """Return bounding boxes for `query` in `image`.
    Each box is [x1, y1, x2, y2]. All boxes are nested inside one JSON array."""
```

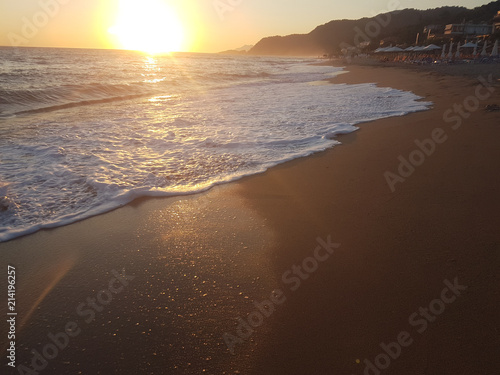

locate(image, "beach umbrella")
[[447, 42, 454, 58], [461, 42, 477, 48], [491, 40, 499, 57], [404, 46, 416, 52], [424, 44, 441, 51], [481, 41, 488, 57], [455, 42, 461, 58], [441, 45, 446, 58], [384, 47, 404, 52]]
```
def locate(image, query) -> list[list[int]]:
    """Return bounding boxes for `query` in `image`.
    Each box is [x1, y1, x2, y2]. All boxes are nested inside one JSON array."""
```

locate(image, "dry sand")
[[1, 62, 499, 375]]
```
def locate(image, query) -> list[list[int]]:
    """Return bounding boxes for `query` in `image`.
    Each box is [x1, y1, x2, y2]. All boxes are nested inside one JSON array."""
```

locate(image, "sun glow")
[[109, 0, 184, 54]]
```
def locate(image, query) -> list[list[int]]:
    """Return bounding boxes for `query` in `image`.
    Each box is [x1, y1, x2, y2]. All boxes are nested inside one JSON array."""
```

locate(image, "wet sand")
[[1, 62, 499, 375]]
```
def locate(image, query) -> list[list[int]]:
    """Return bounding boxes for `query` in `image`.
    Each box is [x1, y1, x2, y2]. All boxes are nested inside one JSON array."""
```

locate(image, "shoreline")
[[0, 61, 430, 244], [233, 62, 500, 374], [1, 62, 499, 374]]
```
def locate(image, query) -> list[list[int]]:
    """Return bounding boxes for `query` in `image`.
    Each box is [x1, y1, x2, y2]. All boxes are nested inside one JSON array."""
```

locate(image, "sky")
[[0, 0, 491, 53]]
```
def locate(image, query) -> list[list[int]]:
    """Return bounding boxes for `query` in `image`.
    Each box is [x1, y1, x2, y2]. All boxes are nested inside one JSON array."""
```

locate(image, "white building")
[[444, 23, 493, 37]]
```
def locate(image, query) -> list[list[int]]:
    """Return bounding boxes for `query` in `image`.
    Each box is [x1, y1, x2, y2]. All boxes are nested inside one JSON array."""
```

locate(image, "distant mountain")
[[235, 44, 254, 52], [249, 1, 500, 56], [218, 44, 254, 55]]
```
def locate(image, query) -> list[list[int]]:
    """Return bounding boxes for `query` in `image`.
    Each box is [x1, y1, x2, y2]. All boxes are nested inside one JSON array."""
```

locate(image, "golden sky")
[[0, 0, 487, 53]]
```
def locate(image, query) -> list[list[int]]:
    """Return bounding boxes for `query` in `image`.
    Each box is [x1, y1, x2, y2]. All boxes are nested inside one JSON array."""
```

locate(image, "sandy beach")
[[1, 61, 499, 375]]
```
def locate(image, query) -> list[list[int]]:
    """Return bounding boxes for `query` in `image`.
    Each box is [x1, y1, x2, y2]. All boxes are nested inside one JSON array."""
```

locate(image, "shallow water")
[[0, 48, 431, 242]]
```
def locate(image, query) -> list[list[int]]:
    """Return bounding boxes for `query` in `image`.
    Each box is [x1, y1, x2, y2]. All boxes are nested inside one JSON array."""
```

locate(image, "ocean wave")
[[0, 51, 432, 243], [0, 81, 167, 116]]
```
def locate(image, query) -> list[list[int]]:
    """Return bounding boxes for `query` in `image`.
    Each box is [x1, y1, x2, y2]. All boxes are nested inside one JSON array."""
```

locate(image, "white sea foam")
[[0, 49, 431, 242]]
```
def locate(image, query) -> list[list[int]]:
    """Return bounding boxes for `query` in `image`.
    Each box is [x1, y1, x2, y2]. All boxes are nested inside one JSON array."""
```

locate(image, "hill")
[[249, 1, 500, 56]]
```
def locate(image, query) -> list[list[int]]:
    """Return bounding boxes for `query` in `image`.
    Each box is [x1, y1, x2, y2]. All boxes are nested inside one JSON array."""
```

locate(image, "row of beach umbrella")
[[441, 40, 499, 58], [374, 40, 499, 58], [374, 45, 440, 53]]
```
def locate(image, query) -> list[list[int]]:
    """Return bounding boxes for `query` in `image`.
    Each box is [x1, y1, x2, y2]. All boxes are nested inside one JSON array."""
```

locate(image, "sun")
[[109, 0, 184, 54]]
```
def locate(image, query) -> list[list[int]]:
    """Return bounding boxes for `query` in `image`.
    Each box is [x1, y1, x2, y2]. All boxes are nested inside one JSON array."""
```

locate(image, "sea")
[[0, 47, 431, 242]]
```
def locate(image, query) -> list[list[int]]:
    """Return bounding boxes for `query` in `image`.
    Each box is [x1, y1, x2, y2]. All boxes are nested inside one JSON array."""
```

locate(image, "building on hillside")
[[444, 23, 493, 37], [424, 25, 445, 39], [494, 11, 500, 32]]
